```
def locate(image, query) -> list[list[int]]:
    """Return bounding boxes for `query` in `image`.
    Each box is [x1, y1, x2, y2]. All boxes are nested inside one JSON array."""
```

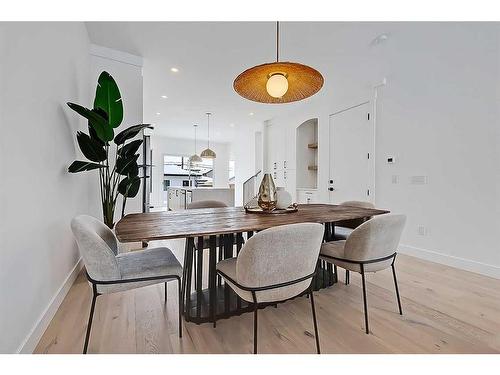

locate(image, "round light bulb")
[[266, 73, 288, 98]]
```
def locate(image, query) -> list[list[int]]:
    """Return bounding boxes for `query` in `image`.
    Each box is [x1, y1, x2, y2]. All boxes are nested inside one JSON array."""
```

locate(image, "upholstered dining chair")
[[71, 215, 183, 354], [333, 201, 376, 285], [216, 223, 324, 354], [186, 200, 230, 287], [320, 214, 406, 334], [334, 200, 376, 240]]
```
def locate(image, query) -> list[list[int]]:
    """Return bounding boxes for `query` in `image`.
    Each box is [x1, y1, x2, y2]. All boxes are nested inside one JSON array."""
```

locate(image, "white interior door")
[[329, 102, 374, 204]]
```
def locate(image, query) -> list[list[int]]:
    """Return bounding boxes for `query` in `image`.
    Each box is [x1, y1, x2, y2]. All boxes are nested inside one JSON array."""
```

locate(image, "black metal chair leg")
[[253, 304, 258, 354], [177, 277, 183, 337], [391, 264, 403, 315], [193, 251, 197, 286], [360, 265, 369, 334], [164, 282, 168, 303], [333, 265, 338, 283], [83, 287, 98, 354], [309, 288, 321, 354], [345, 270, 350, 285], [213, 278, 217, 328]]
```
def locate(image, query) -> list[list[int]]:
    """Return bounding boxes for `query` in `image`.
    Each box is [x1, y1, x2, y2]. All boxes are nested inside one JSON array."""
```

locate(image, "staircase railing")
[[242, 170, 262, 206]]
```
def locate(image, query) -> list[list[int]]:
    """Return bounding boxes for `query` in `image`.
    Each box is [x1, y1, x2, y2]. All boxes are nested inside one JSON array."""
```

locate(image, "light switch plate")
[[410, 176, 428, 185]]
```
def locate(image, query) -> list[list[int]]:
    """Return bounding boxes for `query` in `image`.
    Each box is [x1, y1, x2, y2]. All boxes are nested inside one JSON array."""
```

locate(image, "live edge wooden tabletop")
[[115, 204, 389, 243]]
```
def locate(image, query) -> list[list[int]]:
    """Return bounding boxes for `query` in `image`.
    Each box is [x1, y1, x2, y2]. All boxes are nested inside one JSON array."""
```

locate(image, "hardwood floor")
[[35, 239, 500, 354]]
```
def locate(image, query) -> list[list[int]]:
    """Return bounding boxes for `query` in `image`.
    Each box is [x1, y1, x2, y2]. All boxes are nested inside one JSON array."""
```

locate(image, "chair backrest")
[[344, 214, 406, 262], [337, 200, 376, 229], [187, 200, 228, 209], [236, 223, 324, 302], [71, 215, 120, 282]]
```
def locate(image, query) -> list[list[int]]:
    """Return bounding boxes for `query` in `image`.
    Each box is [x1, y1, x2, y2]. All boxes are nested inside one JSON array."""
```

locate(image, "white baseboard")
[[17, 258, 83, 353], [399, 244, 500, 280]]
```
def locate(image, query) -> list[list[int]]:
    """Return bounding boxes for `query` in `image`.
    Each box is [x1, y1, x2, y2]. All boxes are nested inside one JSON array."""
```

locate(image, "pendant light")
[[200, 112, 216, 159], [234, 21, 324, 104], [189, 124, 203, 164]]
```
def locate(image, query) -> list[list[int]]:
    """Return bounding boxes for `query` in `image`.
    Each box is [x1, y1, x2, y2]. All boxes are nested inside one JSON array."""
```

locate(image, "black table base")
[[182, 223, 338, 324]]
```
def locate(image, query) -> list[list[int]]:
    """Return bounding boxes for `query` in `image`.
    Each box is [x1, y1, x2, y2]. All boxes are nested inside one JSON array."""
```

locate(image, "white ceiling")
[[85, 22, 390, 142]]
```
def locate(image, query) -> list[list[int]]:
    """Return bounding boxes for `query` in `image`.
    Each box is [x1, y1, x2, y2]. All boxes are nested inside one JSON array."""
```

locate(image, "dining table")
[[115, 203, 389, 324]]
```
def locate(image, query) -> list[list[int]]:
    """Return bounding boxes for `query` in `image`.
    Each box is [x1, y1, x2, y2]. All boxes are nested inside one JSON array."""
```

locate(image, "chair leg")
[[83, 287, 98, 354], [177, 277, 183, 337], [391, 264, 403, 315], [193, 251, 197, 286], [164, 282, 168, 303], [345, 270, 350, 285], [309, 288, 321, 354], [213, 279, 217, 328], [253, 304, 258, 354], [333, 265, 338, 283], [360, 266, 369, 334]]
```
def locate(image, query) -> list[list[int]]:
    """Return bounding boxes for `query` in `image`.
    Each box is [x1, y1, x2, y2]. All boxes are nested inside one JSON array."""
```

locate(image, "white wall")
[[90, 45, 144, 219], [230, 124, 260, 206], [263, 23, 500, 278], [0, 23, 91, 353], [150, 135, 230, 207]]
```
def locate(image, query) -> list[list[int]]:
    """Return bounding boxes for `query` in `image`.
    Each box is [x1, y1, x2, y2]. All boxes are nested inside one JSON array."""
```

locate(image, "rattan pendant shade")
[[233, 22, 324, 104], [234, 62, 323, 104]]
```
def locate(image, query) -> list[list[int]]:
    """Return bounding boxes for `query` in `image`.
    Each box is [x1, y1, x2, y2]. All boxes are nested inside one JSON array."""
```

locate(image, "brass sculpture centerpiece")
[[257, 173, 277, 210]]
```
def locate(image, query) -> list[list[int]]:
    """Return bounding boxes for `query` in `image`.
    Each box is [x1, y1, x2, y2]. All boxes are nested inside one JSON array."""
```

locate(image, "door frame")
[[328, 101, 376, 204]]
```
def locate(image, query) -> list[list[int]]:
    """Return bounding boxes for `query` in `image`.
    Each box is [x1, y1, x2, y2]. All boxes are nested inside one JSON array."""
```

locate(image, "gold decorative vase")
[[257, 173, 277, 211]]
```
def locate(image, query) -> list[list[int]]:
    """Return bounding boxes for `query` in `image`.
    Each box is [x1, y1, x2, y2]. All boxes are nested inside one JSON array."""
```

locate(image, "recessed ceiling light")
[[170, 67, 179, 73], [161, 95, 168, 99], [229, 123, 235, 128], [156, 112, 161, 115], [249, 112, 254, 116]]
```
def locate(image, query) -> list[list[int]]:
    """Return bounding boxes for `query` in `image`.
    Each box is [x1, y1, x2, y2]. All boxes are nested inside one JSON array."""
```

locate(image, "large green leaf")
[[116, 154, 139, 176], [88, 108, 108, 146], [67, 102, 113, 142], [119, 139, 143, 158], [118, 176, 141, 198], [68, 160, 106, 173], [93, 71, 123, 128], [114, 124, 152, 145], [88, 124, 105, 146], [76, 131, 106, 162]]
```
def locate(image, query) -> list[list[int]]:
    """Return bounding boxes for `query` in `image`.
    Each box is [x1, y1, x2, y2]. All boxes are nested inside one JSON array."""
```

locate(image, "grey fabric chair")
[[334, 200, 376, 240], [333, 201, 376, 284], [320, 214, 406, 334], [216, 223, 324, 354], [71, 215, 183, 353], [186, 200, 231, 288]]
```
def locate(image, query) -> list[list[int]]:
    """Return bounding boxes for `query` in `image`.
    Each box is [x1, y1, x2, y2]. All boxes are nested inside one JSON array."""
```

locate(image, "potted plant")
[[67, 71, 151, 228]]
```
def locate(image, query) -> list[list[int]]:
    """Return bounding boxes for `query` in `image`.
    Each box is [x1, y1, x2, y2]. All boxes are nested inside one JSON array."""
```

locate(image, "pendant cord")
[[276, 21, 279, 62], [207, 113, 210, 148], [194, 125, 197, 153]]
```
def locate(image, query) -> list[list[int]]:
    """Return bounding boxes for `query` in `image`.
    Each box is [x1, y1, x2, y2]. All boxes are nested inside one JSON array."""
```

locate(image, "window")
[[162, 154, 214, 188]]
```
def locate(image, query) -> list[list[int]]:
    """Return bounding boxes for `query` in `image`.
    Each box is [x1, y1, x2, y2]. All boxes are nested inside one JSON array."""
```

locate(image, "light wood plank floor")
[[35, 239, 500, 354]]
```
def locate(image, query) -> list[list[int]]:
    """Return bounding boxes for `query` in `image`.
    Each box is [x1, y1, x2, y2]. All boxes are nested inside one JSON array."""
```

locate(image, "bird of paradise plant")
[[67, 71, 151, 228]]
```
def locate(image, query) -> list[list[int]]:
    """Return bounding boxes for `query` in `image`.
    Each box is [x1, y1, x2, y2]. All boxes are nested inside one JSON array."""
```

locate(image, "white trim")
[[90, 44, 143, 67], [17, 258, 84, 353], [399, 244, 500, 280]]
